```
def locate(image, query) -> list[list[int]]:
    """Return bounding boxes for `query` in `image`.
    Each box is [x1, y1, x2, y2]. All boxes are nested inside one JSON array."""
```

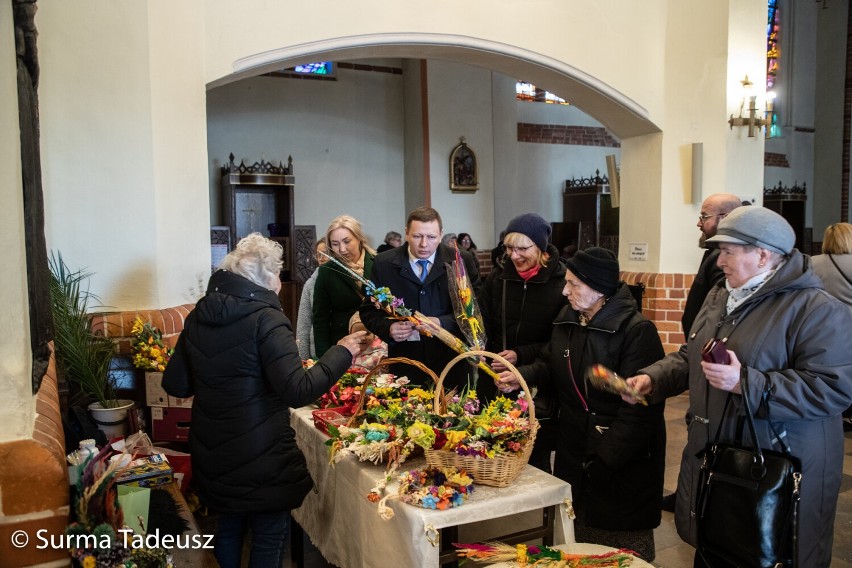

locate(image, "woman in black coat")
[[163, 233, 366, 568], [313, 215, 375, 357], [497, 247, 666, 562], [478, 213, 566, 472]]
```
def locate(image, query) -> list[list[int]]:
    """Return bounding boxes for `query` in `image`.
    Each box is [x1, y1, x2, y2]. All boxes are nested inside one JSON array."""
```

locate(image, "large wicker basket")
[[425, 350, 538, 487], [332, 357, 438, 465]]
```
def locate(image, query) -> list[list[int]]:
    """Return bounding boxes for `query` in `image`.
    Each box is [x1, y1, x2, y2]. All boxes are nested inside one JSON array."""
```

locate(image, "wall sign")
[[629, 242, 648, 261]]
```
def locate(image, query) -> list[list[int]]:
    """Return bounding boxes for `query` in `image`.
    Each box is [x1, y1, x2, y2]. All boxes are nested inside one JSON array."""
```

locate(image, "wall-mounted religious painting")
[[450, 137, 479, 192]]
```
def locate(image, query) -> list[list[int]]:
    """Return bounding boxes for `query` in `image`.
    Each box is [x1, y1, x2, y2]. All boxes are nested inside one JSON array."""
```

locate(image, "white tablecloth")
[[290, 406, 575, 568], [482, 543, 654, 567]]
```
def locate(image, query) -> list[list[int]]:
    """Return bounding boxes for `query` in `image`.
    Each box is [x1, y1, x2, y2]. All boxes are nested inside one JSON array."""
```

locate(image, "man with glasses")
[[360, 206, 469, 389], [661, 192, 742, 513], [682, 193, 744, 336]]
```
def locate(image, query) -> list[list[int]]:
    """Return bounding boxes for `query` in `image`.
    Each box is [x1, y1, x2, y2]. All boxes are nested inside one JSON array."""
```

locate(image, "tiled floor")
[[205, 393, 852, 567]]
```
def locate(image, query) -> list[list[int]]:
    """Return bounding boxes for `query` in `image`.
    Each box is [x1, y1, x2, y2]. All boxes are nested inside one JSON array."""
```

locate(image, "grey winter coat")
[[163, 270, 353, 515], [641, 250, 852, 567]]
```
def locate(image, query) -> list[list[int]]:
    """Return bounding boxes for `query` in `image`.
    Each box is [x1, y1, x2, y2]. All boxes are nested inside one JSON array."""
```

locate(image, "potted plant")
[[49, 252, 133, 438]]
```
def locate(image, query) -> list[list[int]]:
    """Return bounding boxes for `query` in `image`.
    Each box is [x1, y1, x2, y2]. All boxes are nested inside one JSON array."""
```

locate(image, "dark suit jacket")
[[681, 248, 724, 337], [359, 244, 471, 390]]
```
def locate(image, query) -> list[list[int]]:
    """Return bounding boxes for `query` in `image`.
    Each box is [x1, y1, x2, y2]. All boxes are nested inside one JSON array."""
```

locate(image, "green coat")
[[312, 253, 375, 357]]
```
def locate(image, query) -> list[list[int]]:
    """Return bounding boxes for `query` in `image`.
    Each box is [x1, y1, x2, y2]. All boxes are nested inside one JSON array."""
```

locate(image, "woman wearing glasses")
[[479, 213, 567, 472]]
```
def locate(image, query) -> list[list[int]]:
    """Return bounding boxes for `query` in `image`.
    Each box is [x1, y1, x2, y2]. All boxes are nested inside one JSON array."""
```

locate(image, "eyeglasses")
[[505, 244, 534, 254], [698, 213, 726, 223]]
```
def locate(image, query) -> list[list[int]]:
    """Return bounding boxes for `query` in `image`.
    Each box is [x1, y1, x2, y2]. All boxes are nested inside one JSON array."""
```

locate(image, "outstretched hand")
[[337, 331, 368, 357], [622, 374, 653, 405]]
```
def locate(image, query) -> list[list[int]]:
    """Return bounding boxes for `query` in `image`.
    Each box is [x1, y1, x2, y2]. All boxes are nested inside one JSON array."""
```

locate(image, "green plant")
[[49, 251, 118, 408]]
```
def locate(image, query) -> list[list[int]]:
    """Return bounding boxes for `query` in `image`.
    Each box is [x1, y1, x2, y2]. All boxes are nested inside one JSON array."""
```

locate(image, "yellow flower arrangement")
[[130, 317, 174, 372]]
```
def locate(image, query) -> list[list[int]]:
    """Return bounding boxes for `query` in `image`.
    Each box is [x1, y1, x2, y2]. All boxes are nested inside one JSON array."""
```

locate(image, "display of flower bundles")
[[326, 379, 433, 466], [422, 350, 539, 487], [311, 363, 369, 414], [412, 390, 534, 459], [371, 465, 475, 520]]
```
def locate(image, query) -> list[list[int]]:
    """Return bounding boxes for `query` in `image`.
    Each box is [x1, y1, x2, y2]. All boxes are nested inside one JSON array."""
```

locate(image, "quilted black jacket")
[[163, 269, 352, 514]]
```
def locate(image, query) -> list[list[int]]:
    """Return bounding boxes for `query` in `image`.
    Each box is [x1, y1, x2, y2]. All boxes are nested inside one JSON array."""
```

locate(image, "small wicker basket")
[[346, 357, 439, 427], [425, 350, 538, 487]]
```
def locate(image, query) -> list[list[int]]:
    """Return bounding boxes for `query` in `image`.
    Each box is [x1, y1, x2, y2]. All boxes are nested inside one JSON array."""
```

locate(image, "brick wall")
[[90, 305, 196, 354], [0, 345, 71, 567], [476, 250, 690, 354], [476, 249, 493, 278], [621, 271, 689, 353], [517, 123, 621, 147]]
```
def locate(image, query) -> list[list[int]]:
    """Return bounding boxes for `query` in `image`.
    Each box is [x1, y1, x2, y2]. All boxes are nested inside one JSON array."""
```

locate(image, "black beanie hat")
[[565, 247, 619, 297], [504, 213, 551, 252]]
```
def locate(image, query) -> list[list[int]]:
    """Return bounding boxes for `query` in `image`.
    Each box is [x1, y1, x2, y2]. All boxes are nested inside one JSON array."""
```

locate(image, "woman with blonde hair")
[[313, 215, 376, 356], [812, 222, 852, 309], [812, 222, 852, 430], [163, 233, 366, 567]]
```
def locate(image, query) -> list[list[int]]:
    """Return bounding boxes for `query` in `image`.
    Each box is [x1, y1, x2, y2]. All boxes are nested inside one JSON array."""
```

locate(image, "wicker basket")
[[346, 357, 439, 427], [331, 357, 438, 465], [425, 350, 538, 487]]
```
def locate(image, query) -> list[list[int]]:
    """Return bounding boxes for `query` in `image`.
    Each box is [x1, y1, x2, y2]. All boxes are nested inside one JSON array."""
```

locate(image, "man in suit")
[[662, 192, 742, 512], [359, 206, 471, 389]]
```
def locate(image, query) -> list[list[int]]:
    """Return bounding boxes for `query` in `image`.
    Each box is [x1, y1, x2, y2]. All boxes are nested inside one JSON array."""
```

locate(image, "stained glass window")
[[766, 0, 779, 89], [766, 0, 780, 138], [516, 82, 569, 105], [293, 62, 333, 75]]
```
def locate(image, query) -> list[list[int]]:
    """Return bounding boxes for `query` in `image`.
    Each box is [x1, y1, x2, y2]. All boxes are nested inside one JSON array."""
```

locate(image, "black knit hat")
[[565, 247, 619, 297], [504, 213, 551, 252]]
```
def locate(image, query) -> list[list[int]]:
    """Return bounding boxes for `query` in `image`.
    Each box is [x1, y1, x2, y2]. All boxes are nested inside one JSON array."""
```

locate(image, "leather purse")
[[695, 374, 802, 567], [701, 337, 730, 365]]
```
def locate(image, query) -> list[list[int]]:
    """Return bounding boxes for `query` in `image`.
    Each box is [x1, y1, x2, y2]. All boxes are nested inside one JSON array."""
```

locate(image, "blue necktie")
[[416, 259, 429, 282]]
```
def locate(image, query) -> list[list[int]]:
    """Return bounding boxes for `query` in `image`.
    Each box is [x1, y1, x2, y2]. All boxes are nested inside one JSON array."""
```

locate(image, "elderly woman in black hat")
[[497, 246, 666, 561], [624, 206, 852, 567]]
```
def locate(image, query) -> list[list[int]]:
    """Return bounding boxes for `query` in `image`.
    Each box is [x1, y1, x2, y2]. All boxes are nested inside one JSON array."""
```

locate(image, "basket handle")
[[346, 357, 440, 427], [434, 350, 535, 423]]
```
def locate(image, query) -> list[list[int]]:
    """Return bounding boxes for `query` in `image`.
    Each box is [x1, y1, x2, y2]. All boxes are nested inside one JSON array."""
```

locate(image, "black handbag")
[[695, 374, 802, 568]]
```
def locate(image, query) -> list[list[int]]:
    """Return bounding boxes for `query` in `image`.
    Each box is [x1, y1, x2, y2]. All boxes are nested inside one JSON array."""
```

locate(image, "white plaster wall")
[[426, 61, 495, 248], [206, 67, 407, 247], [0, 0, 35, 441], [814, 1, 849, 230], [202, 0, 670, 123], [37, 0, 210, 309], [491, 74, 520, 245]]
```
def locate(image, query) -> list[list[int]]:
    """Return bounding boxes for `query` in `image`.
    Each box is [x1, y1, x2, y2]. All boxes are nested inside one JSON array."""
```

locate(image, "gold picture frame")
[[450, 137, 479, 192]]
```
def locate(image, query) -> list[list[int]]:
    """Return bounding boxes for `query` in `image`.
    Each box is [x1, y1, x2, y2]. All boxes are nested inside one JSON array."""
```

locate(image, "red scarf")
[[517, 265, 542, 281]]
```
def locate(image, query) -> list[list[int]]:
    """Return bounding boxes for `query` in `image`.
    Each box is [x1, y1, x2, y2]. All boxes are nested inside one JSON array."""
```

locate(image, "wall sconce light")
[[728, 75, 772, 138]]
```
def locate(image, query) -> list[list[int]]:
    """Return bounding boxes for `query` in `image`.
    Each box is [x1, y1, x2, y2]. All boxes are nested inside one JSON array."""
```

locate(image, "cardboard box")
[[151, 407, 192, 442], [115, 454, 174, 488], [168, 395, 194, 408], [145, 372, 168, 407]]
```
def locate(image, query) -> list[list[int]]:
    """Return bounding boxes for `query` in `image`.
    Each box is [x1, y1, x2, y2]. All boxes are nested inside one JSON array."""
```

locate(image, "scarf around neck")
[[725, 262, 783, 314], [517, 264, 542, 281]]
